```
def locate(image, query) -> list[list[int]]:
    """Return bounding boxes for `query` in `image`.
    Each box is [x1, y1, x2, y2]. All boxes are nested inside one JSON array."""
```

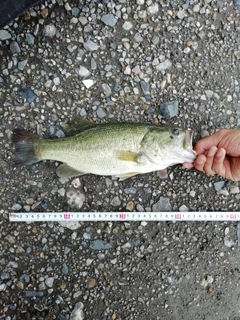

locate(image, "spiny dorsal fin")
[[62, 117, 97, 136]]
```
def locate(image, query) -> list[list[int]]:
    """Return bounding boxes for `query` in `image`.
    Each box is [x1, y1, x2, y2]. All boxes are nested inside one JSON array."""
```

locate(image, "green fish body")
[[12, 120, 197, 180]]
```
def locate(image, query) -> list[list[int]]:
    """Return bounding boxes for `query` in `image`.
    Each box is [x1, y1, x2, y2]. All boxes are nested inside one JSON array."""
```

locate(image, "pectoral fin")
[[56, 164, 85, 179], [116, 150, 139, 163]]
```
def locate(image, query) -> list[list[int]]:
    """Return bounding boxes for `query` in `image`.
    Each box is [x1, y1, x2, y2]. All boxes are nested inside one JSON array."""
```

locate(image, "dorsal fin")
[[62, 117, 97, 136]]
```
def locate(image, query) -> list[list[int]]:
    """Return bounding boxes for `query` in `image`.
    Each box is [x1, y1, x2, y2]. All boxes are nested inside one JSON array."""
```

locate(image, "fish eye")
[[172, 129, 179, 136]]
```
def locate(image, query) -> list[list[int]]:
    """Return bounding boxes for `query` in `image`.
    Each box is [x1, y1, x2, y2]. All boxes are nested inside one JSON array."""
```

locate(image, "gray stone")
[[45, 277, 54, 287], [152, 197, 172, 212], [61, 263, 68, 274], [124, 187, 137, 194], [159, 100, 178, 120], [101, 14, 118, 27], [90, 58, 97, 70], [77, 66, 91, 78], [83, 39, 99, 51], [25, 33, 35, 45], [0, 30, 11, 40], [70, 302, 84, 320], [134, 32, 143, 42], [214, 181, 225, 191], [140, 80, 150, 95], [122, 21, 133, 30], [18, 59, 28, 70], [18, 88, 37, 103], [90, 240, 113, 250], [102, 83, 112, 96], [72, 7, 80, 16], [234, 0, 240, 10], [156, 59, 172, 71], [43, 24, 57, 37], [152, 35, 160, 45], [10, 41, 21, 54], [96, 107, 106, 118], [111, 196, 121, 206]]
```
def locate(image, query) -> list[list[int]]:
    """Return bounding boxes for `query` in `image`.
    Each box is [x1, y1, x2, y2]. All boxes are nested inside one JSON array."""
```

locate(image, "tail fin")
[[12, 129, 40, 167]]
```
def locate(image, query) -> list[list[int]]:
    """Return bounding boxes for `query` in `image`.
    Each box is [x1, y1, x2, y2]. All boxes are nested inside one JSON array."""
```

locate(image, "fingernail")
[[216, 148, 225, 157], [196, 157, 205, 165], [208, 147, 217, 157]]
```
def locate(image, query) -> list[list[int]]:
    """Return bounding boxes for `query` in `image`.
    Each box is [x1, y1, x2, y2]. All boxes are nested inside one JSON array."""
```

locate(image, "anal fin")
[[56, 164, 85, 179], [114, 172, 138, 181]]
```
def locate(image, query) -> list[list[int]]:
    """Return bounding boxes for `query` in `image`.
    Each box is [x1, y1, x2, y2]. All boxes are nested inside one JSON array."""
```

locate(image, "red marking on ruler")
[[64, 214, 70, 219], [175, 214, 182, 219], [119, 213, 126, 219], [230, 214, 236, 219]]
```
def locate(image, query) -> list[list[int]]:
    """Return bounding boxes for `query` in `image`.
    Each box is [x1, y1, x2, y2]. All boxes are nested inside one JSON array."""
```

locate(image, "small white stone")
[[82, 79, 95, 88], [122, 21, 133, 30]]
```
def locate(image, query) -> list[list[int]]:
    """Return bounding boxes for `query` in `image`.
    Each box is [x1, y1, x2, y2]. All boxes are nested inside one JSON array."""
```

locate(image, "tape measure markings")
[[9, 211, 240, 222]]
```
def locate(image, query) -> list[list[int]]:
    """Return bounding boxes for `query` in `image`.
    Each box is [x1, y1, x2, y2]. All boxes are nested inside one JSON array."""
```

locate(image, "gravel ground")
[[1, 0, 240, 319]]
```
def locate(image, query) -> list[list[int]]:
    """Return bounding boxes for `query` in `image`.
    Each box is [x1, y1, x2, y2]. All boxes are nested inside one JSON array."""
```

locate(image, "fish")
[[12, 118, 197, 180]]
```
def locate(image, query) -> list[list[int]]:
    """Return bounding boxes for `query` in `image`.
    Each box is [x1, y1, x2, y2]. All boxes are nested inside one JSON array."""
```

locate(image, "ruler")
[[9, 211, 240, 222]]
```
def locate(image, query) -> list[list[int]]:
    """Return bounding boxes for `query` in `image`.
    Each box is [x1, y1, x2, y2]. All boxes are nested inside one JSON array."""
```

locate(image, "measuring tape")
[[9, 211, 240, 222]]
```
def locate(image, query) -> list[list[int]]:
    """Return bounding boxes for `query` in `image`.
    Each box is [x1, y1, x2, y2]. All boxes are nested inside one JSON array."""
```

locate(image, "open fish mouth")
[[184, 129, 197, 154]]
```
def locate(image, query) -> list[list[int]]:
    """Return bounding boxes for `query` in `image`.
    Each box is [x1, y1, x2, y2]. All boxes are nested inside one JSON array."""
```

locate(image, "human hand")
[[183, 129, 240, 181]]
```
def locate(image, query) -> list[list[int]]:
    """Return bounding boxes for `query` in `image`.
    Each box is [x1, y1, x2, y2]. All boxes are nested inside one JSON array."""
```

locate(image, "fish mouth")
[[184, 129, 195, 152]]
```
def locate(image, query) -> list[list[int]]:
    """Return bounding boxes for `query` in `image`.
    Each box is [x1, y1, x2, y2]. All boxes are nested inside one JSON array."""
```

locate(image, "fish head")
[[142, 126, 197, 166], [158, 127, 197, 163]]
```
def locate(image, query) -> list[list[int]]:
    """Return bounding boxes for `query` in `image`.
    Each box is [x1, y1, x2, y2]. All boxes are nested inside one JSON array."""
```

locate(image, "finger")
[[211, 148, 226, 177], [193, 154, 207, 172], [203, 146, 218, 175], [182, 162, 194, 169], [194, 130, 225, 154]]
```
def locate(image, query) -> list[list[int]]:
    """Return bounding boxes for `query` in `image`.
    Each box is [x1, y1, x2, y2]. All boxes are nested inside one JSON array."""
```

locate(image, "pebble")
[[90, 240, 113, 250], [58, 221, 81, 230], [97, 107, 106, 118], [152, 197, 171, 212], [18, 88, 37, 103], [18, 59, 28, 70], [91, 58, 97, 69], [102, 83, 112, 96], [70, 302, 84, 320], [10, 41, 21, 54], [101, 14, 118, 27], [23, 291, 44, 297], [25, 33, 35, 45], [67, 189, 85, 209], [233, 0, 240, 10], [122, 21, 133, 30], [83, 39, 99, 51], [43, 24, 57, 37], [111, 196, 121, 206], [177, 10, 187, 19], [0, 30, 11, 40], [157, 169, 168, 179], [214, 181, 225, 191], [61, 263, 68, 275], [156, 59, 172, 71], [82, 79, 95, 88], [77, 66, 90, 78], [126, 201, 134, 211], [179, 205, 189, 212], [140, 80, 150, 95], [159, 100, 178, 120], [124, 187, 137, 194], [147, 3, 159, 15], [45, 277, 54, 287]]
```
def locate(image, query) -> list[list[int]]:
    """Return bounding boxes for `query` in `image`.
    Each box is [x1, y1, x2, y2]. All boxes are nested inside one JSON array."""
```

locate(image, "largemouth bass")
[[12, 119, 197, 180]]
